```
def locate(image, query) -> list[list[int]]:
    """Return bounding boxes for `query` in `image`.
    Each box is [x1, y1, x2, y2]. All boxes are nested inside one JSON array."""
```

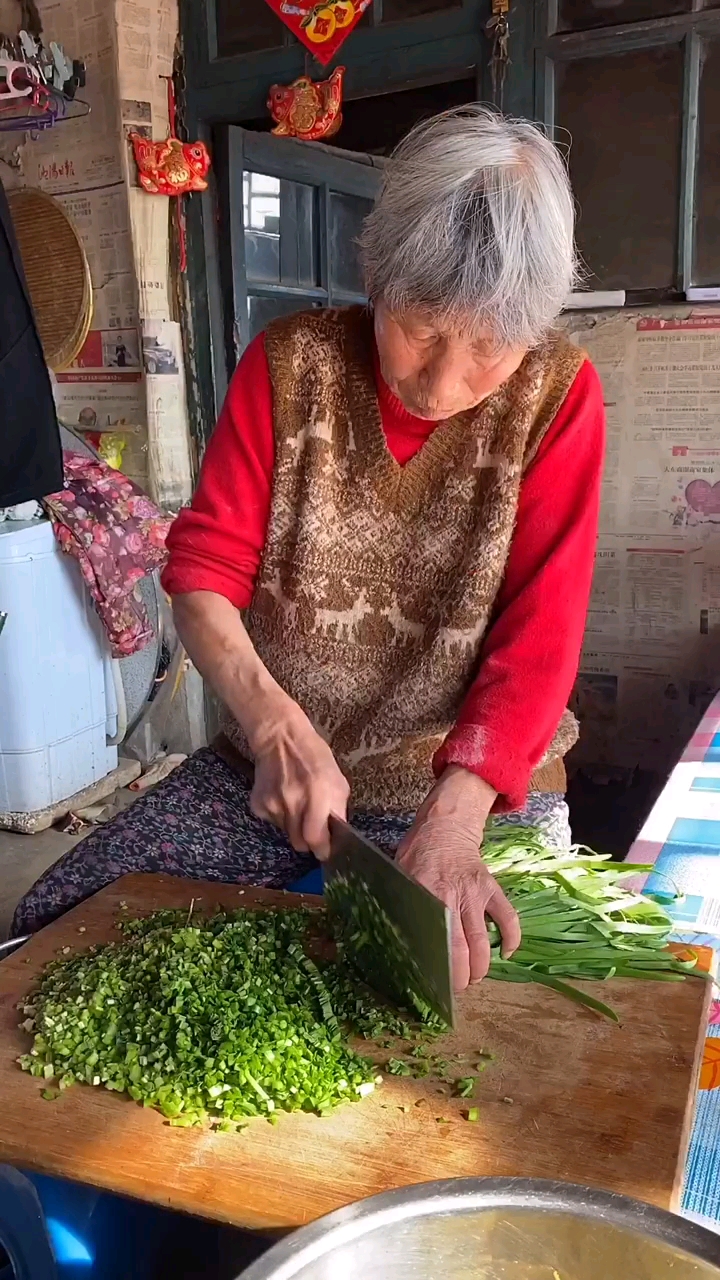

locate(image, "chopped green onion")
[[456, 1077, 476, 1098], [19, 907, 433, 1127]]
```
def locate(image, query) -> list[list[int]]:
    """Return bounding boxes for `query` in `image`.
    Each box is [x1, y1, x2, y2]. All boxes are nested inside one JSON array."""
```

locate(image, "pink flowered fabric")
[[44, 451, 173, 657]]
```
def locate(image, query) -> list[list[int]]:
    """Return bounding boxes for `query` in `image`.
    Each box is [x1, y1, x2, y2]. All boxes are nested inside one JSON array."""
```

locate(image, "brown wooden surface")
[[0, 873, 711, 1230]]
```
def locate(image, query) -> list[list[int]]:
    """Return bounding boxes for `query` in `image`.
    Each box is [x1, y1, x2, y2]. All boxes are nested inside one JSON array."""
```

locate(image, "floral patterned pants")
[[12, 747, 571, 937]]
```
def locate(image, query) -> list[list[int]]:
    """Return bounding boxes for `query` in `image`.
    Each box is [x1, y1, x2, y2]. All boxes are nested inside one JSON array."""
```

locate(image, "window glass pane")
[[244, 172, 280, 283], [557, 0, 688, 33], [695, 39, 720, 286], [216, 0, 287, 57], [243, 172, 316, 288], [556, 46, 682, 289], [382, 0, 460, 18], [248, 296, 321, 342], [281, 181, 316, 287], [329, 191, 373, 295]]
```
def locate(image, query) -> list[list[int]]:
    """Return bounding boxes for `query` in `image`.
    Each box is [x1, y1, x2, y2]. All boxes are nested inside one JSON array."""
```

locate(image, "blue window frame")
[[179, 0, 526, 449], [534, 0, 720, 295], [179, 0, 719, 453], [182, 0, 518, 122], [209, 127, 383, 409]]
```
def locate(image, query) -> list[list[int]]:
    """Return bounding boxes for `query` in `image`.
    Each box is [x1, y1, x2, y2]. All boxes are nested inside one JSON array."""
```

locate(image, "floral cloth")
[[44, 451, 173, 657], [11, 746, 571, 937]]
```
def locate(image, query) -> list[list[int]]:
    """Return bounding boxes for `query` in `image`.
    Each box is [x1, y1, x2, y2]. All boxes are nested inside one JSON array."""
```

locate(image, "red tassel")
[[177, 199, 187, 273]]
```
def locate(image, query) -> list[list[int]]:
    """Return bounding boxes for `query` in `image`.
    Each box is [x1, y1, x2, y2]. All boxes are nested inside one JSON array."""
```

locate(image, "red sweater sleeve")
[[433, 359, 605, 812], [161, 334, 274, 609]]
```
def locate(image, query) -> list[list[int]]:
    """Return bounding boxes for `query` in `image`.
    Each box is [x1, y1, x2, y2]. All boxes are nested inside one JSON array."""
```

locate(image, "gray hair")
[[359, 105, 579, 349]]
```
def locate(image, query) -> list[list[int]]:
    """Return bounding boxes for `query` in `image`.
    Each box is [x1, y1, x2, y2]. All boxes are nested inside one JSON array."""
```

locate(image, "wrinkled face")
[[373, 300, 528, 420]]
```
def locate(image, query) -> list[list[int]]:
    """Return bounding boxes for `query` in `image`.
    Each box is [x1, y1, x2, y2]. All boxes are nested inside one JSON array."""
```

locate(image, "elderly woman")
[[14, 107, 604, 991]]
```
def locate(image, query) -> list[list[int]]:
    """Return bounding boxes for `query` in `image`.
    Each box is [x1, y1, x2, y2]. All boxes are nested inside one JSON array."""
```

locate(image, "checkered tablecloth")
[[625, 691, 720, 1230]]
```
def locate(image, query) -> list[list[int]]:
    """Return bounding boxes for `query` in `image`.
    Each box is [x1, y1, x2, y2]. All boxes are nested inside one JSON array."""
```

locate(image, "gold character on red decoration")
[[268, 65, 345, 142], [129, 136, 211, 196]]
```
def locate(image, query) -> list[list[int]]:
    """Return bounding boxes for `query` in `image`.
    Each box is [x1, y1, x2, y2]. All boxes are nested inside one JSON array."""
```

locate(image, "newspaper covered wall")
[[566, 308, 720, 777], [117, 0, 193, 508], [10, 0, 149, 491], [0, 0, 192, 506]]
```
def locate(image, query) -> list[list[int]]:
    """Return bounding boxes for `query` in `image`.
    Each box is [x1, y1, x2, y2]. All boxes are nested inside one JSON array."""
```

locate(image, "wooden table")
[[0, 873, 711, 1230]]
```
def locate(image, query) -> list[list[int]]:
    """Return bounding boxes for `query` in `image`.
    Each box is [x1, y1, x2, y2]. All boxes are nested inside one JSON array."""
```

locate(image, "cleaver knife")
[[325, 816, 455, 1028]]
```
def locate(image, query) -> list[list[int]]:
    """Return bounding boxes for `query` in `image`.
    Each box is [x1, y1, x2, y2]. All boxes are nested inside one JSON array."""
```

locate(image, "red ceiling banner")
[[264, 0, 371, 65]]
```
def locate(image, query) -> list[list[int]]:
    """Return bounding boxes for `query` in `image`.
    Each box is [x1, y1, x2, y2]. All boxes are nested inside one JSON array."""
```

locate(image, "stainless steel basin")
[[239, 1178, 720, 1279]]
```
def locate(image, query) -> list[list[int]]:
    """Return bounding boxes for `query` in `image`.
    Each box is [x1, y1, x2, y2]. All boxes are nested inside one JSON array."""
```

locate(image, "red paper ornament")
[[130, 135, 210, 197], [268, 66, 344, 141], [129, 77, 211, 271], [263, 0, 371, 65]]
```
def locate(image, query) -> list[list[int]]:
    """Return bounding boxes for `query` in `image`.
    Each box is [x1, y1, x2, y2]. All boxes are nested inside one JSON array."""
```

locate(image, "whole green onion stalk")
[[481, 823, 701, 1022]]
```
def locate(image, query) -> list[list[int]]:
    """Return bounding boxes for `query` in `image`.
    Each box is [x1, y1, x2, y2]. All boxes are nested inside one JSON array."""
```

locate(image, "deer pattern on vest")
[[223, 306, 585, 814]]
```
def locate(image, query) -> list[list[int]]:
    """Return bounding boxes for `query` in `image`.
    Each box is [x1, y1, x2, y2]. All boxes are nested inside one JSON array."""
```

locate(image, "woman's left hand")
[[395, 766, 521, 992]]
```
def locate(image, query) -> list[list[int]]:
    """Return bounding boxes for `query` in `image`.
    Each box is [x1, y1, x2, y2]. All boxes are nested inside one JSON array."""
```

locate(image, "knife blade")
[[325, 816, 455, 1028]]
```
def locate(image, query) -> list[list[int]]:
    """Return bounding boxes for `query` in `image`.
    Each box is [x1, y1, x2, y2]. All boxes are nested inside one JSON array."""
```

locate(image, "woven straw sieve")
[[7, 186, 92, 371]]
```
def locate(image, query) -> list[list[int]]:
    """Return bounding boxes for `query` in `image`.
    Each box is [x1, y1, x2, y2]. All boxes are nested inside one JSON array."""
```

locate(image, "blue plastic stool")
[[287, 866, 323, 895], [18, 1172, 171, 1280], [20, 1171, 268, 1279], [24, 1174, 98, 1277], [0, 1165, 57, 1279]]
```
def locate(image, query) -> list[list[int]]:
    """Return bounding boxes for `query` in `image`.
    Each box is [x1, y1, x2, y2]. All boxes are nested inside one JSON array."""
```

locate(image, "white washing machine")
[[0, 517, 120, 814]]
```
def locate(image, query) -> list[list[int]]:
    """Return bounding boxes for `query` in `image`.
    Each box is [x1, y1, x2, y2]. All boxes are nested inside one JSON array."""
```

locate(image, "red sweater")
[[163, 333, 605, 810]]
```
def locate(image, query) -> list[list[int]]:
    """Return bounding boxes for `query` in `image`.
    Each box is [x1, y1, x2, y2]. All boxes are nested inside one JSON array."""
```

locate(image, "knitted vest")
[[225, 307, 585, 814]]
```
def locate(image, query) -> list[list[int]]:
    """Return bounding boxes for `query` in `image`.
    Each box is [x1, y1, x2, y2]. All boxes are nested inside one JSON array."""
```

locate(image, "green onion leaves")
[[481, 823, 703, 1020]]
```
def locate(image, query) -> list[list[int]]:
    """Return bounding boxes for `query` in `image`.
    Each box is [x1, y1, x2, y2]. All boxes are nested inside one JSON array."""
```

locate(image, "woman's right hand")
[[249, 694, 350, 859], [170, 592, 349, 858]]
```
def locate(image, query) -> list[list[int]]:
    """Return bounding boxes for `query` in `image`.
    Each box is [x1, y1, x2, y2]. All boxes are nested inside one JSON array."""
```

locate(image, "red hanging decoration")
[[129, 77, 211, 271], [268, 66, 344, 142], [263, 0, 371, 65]]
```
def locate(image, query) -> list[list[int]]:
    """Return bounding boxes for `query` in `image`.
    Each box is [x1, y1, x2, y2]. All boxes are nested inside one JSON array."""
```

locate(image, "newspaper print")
[[567, 309, 720, 775]]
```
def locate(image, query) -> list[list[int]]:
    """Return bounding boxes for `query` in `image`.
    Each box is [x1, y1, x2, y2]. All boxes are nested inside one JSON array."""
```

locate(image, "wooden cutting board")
[[0, 873, 711, 1231]]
